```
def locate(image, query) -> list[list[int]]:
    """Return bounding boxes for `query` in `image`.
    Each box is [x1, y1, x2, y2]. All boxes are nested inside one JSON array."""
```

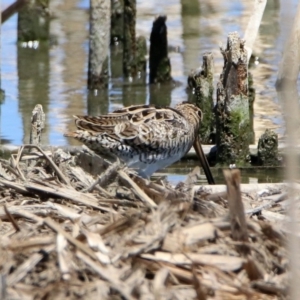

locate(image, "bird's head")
[[175, 102, 202, 130]]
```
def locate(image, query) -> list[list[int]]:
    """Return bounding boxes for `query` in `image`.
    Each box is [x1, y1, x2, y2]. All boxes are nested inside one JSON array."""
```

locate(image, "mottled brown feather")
[[64, 102, 203, 177]]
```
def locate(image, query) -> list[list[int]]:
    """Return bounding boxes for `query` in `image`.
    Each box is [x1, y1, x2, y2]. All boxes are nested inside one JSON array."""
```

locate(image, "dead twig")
[[223, 169, 249, 253], [118, 170, 157, 208], [4, 205, 20, 232]]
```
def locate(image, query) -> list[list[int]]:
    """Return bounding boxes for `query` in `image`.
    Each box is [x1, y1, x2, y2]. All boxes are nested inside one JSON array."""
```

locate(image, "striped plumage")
[[65, 102, 214, 183]]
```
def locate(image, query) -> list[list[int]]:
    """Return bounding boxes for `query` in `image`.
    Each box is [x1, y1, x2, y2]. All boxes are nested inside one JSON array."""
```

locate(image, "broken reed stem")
[[21, 145, 70, 186], [118, 170, 157, 208], [44, 217, 99, 261], [223, 169, 248, 244], [7, 245, 55, 286], [4, 205, 20, 232], [84, 159, 121, 192]]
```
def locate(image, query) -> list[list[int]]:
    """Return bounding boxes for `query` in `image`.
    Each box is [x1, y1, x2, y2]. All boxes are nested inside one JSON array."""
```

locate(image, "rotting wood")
[[123, 0, 137, 78], [223, 169, 248, 249], [149, 15, 172, 83], [215, 32, 250, 166], [257, 129, 279, 166], [88, 0, 111, 89], [29, 104, 45, 146], [188, 52, 214, 144]]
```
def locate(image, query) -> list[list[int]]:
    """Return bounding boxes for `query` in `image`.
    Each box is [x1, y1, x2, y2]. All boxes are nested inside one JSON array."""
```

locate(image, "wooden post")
[[123, 0, 137, 78], [215, 32, 250, 166], [88, 0, 111, 90], [223, 169, 249, 254], [149, 16, 172, 84], [188, 53, 214, 144], [30, 104, 45, 145]]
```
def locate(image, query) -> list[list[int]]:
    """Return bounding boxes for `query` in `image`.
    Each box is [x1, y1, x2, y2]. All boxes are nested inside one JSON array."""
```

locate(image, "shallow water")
[[1, 0, 298, 183]]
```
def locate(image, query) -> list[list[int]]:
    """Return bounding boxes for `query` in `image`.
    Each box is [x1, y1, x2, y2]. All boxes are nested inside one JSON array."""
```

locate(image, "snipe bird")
[[65, 102, 215, 184]]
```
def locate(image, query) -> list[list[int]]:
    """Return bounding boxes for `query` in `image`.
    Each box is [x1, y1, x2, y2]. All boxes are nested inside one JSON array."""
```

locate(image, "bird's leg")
[[193, 137, 215, 185]]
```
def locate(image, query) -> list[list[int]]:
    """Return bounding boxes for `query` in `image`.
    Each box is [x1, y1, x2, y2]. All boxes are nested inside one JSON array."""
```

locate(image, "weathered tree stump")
[[87, 0, 111, 90], [17, 0, 50, 42], [149, 16, 172, 84], [30, 104, 45, 146], [215, 32, 251, 166], [257, 129, 279, 166], [111, 0, 124, 43], [188, 53, 214, 144], [123, 0, 137, 78]]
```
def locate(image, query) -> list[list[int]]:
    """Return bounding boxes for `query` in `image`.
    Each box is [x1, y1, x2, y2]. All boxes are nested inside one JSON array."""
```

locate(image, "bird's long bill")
[[193, 137, 215, 185]]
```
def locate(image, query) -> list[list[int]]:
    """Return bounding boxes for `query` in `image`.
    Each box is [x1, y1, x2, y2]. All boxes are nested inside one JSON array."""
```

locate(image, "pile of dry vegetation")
[[0, 144, 290, 299]]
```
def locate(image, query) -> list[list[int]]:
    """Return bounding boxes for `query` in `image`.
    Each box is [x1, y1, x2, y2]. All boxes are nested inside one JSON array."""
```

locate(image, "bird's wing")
[[71, 105, 189, 147]]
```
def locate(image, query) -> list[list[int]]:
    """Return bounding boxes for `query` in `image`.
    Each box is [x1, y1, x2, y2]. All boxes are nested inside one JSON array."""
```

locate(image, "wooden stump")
[[30, 104, 45, 146], [123, 0, 137, 78], [215, 32, 251, 166], [149, 16, 172, 84], [87, 0, 111, 90], [188, 53, 214, 144], [257, 129, 279, 166]]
